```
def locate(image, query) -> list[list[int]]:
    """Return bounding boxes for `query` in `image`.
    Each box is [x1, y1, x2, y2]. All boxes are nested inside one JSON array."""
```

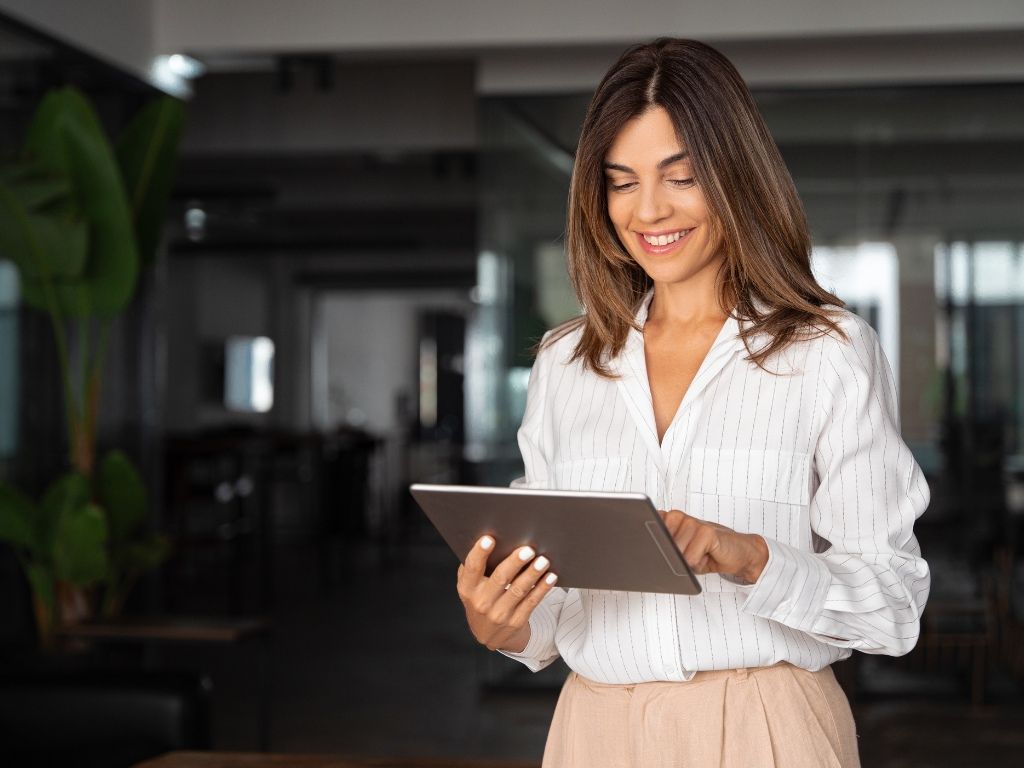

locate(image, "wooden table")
[[135, 752, 539, 768], [58, 617, 272, 749], [57, 616, 270, 644]]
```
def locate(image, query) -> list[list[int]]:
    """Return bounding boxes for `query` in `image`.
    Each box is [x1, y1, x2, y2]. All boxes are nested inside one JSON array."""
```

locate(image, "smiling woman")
[[454, 38, 930, 768], [559, 38, 846, 378]]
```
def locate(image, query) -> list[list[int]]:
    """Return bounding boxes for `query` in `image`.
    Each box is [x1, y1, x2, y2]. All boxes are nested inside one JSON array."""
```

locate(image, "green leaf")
[[53, 502, 108, 586], [117, 97, 185, 267], [24, 87, 139, 318], [0, 162, 71, 210], [99, 449, 147, 543], [39, 472, 91, 559], [0, 183, 89, 319], [21, 212, 89, 280], [0, 182, 49, 294], [25, 562, 55, 614], [0, 481, 38, 553]]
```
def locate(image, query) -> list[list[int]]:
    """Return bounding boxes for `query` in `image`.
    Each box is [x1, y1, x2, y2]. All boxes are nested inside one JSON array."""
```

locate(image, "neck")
[[647, 273, 726, 326]]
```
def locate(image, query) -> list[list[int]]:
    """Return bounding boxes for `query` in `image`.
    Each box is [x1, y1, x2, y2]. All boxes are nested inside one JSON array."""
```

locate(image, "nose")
[[635, 181, 672, 224]]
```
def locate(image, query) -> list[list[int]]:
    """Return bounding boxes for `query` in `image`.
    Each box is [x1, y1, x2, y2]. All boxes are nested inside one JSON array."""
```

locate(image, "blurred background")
[[1, 2, 1023, 766]]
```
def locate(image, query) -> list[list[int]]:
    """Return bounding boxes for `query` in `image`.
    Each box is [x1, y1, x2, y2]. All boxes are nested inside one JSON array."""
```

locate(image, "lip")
[[633, 227, 694, 255]]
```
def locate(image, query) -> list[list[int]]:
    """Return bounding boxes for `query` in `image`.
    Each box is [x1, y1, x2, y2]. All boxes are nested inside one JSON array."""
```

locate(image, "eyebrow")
[[603, 151, 690, 173]]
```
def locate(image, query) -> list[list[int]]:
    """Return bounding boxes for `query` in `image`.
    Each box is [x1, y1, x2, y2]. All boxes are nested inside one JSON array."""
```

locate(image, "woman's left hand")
[[660, 510, 769, 584]]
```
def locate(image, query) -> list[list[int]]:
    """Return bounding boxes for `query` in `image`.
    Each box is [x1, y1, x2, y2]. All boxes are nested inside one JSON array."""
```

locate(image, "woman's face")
[[604, 106, 722, 289]]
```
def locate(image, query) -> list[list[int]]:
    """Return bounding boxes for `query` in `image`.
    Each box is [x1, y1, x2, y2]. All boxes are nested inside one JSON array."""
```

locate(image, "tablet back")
[[410, 483, 700, 595]]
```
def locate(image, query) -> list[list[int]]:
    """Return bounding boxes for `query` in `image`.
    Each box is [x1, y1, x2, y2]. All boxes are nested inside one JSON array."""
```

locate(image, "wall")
[[6, 0, 1022, 102], [165, 256, 272, 432], [181, 60, 476, 154], [155, 0, 1024, 54], [477, 32, 1024, 93], [315, 290, 471, 435], [0, 0, 155, 86]]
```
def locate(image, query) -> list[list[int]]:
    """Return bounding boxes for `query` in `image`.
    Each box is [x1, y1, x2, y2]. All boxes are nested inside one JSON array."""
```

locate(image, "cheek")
[[690, 192, 712, 226], [605, 195, 630, 230]]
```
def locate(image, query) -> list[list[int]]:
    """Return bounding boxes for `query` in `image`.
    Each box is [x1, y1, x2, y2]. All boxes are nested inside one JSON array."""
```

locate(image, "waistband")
[[573, 661, 828, 689]]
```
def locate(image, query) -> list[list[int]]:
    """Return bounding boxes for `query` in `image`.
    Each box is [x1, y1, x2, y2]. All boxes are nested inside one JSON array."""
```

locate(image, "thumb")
[[662, 510, 686, 536]]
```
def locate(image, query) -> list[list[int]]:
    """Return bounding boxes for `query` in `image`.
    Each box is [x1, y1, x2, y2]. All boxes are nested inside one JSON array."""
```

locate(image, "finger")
[[670, 515, 699, 552], [663, 510, 686, 537], [682, 527, 717, 570], [502, 554, 551, 605], [480, 550, 545, 626], [509, 570, 559, 626], [483, 545, 537, 598], [464, 536, 495, 581], [693, 554, 711, 574]]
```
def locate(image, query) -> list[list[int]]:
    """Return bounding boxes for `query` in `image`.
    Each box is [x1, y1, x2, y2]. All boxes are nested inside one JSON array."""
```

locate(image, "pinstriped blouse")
[[501, 294, 931, 683]]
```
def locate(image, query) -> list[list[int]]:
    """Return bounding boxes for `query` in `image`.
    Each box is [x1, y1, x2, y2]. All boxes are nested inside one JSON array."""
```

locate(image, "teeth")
[[643, 230, 688, 246]]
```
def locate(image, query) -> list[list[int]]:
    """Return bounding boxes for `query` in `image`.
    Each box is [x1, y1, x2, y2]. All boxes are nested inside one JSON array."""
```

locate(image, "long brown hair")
[[553, 38, 845, 375]]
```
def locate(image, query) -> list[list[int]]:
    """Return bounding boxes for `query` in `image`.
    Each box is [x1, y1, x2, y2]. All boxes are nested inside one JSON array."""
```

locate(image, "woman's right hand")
[[456, 535, 558, 653]]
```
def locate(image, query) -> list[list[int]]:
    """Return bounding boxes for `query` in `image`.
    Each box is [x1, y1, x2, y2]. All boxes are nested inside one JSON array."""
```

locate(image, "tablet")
[[409, 483, 701, 595]]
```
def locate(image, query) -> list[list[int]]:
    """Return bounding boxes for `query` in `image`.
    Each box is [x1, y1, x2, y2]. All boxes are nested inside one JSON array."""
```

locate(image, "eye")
[[607, 179, 636, 192], [669, 177, 696, 188]]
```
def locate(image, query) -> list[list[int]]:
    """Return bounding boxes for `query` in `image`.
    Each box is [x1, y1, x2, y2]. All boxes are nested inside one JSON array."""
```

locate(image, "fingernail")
[[518, 547, 535, 561], [533, 556, 549, 571], [545, 573, 558, 585], [480, 536, 494, 550]]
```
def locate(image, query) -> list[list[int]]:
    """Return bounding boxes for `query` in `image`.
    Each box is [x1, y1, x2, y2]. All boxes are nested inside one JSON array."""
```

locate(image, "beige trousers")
[[542, 663, 861, 768]]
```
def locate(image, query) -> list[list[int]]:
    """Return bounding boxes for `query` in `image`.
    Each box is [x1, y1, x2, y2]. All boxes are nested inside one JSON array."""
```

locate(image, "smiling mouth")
[[634, 228, 695, 254], [641, 229, 693, 246]]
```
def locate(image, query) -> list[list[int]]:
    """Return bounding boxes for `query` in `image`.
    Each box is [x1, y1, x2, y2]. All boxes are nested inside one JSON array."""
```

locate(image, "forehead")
[[605, 106, 687, 163]]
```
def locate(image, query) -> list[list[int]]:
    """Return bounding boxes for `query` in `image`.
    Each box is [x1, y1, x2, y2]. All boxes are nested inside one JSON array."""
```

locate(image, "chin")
[[631, 249, 723, 288], [633, 258, 700, 285]]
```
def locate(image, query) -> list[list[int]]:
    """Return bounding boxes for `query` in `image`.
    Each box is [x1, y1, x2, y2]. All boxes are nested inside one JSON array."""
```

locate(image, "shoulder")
[[815, 307, 883, 364], [747, 307, 885, 384], [741, 305, 878, 374], [811, 309, 896, 408]]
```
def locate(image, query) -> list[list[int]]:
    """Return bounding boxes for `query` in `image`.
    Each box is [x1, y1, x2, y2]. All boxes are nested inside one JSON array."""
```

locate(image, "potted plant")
[[0, 86, 184, 646]]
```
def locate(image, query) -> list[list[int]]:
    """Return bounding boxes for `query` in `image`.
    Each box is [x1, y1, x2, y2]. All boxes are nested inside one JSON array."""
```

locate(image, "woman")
[[456, 38, 929, 767]]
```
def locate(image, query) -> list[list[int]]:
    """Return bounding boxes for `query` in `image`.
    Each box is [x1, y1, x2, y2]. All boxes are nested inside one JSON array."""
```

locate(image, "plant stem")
[[80, 319, 112, 477], [71, 316, 91, 474], [39, 281, 80, 469]]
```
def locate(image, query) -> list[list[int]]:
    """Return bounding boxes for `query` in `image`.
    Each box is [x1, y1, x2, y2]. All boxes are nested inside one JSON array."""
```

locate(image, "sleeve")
[[739, 318, 931, 656], [498, 339, 568, 671]]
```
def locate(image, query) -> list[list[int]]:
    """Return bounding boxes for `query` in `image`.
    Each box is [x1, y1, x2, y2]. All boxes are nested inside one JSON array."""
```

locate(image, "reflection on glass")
[[506, 366, 532, 429], [419, 337, 438, 429], [465, 250, 510, 451], [224, 336, 275, 413], [936, 241, 1024, 456], [0, 260, 19, 457], [535, 242, 579, 327], [812, 242, 900, 387]]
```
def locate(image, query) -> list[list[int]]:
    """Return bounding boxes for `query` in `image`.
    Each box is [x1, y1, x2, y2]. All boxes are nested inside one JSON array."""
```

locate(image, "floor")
[[156, 525, 1024, 767]]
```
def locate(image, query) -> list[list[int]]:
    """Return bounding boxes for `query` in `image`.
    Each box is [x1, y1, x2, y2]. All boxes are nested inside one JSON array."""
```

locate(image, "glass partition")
[[0, 261, 18, 460]]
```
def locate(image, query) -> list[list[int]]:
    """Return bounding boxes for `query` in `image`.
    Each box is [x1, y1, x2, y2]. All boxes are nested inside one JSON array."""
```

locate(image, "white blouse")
[[501, 295, 931, 683]]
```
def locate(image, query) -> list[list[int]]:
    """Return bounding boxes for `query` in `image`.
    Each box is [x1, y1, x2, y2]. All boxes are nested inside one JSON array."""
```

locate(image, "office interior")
[[1, 2, 1023, 766]]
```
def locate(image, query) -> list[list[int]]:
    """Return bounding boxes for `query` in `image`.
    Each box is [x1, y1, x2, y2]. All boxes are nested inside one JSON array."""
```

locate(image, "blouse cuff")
[[739, 537, 832, 632], [496, 605, 559, 672]]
